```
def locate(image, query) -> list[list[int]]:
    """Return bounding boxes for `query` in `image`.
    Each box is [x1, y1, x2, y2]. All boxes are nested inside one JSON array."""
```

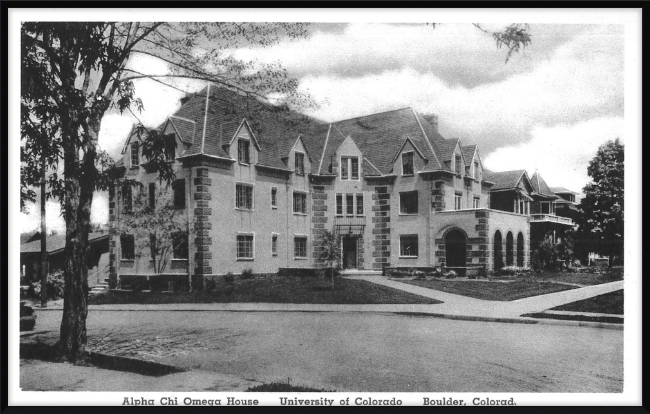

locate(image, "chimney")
[[422, 114, 439, 133], [179, 92, 194, 106]]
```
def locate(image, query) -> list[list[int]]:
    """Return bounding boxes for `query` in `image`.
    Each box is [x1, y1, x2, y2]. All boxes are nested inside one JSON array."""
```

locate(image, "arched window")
[[517, 232, 525, 267], [494, 231, 503, 271], [445, 229, 467, 268]]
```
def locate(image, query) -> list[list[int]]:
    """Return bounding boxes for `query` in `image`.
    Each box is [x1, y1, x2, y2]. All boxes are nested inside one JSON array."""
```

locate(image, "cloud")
[[483, 116, 624, 193]]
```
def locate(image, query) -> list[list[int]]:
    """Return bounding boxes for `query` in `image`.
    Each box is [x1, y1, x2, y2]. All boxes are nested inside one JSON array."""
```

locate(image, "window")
[[351, 157, 359, 180], [336, 194, 343, 215], [173, 179, 185, 209], [236, 234, 254, 260], [272, 234, 278, 256], [294, 237, 307, 259], [399, 191, 418, 214], [454, 193, 462, 210], [122, 184, 133, 212], [164, 134, 176, 161], [293, 192, 307, 214], [340, 156, 359, 180], [473, 197, 480, 209], [400, 235, 418, 258], [149, 183, 156, 210], [238, 139, 250, 164], [271, 187, 277, 208], [346, 194, 354, 216], [455, 155, 461, 175], [474, 161, 479, 179], [402, 152, 414, 175], [130, 141, 139, 167], [172, 232, 188, 260], [236, 184, 253, 210], [295, 152, 305, 175], [356, 194, 364, 215], [518, 200, 525, 215], [120, 234, 135, 260]]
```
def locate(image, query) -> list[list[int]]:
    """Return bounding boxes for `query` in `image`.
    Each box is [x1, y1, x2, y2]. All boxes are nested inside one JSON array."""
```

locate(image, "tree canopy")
[[576, 138, 624, 266]]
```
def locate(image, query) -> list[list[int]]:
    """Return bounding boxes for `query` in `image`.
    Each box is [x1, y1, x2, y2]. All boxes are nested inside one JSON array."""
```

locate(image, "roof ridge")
[[411, 108, 441, 168], [331, 106, 413, 125], [317, 124, 332, 175]]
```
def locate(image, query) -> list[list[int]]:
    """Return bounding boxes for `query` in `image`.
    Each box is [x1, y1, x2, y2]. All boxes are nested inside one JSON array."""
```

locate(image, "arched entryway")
[[506, 232, 514, 266], [494, 231, 503, 271], [517, 232, 524, 267], [445, 228, 467, 268]]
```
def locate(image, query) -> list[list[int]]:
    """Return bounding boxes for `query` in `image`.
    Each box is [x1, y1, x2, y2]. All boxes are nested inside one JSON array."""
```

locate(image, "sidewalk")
[[33, 277, 623, 330], [20, 359, 260, 392]]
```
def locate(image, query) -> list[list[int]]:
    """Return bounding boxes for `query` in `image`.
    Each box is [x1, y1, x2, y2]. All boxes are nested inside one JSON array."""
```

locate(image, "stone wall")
[[371, 186, 391, 269], [311, 184, 329, 267], [193, 166, 213, 288]]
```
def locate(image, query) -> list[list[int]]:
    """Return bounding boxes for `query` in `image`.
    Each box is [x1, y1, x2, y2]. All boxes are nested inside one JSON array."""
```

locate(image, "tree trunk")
[[40, 153, 47, 308]]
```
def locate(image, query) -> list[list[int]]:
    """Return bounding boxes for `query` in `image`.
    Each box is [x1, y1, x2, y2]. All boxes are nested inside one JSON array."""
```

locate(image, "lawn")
[[534, 268, 623, 287], [398, 278, 577, 301], [89, 275, 442, 305], [551, 289, 623, 315]]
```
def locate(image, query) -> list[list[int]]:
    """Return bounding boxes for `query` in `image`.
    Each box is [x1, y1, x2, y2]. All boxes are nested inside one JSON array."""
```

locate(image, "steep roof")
[[483, 169, 528, 191], [462, 145, 478, 164], [550, 186, 578, 195], [530, 172, 559, 197], [21, 233, 109, 254], [316, 107, 446, 175]]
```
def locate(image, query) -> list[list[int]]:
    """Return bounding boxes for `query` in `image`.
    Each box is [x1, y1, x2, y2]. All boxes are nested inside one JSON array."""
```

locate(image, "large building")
[[108, 85, 574, 290]]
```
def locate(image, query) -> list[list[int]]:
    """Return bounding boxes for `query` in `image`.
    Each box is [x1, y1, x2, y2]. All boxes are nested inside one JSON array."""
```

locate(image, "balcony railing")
[[333, 216, 366, 235], [530, 214, 574, 225]]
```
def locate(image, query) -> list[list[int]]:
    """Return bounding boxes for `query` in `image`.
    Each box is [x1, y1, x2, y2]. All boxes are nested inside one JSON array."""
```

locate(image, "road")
[[28, 310, 623, 392]]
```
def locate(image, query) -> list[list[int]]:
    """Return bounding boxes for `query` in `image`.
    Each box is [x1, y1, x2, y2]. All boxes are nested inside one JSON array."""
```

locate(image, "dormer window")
[[340, 156, 359, 180], [131, 141, 139, 167], [455, 155, 461, 175], [295, 152, 305, 176], [474, 161, 479, 179], [402, 152, 414, 175], [238, 139, 250, 164]]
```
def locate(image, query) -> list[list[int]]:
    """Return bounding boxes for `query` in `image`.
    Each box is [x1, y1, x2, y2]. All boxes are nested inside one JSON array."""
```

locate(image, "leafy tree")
[[576, 139, 624, 268], [21, 22, 313, 362], [318, 229, 342, 290], [116, 185, 188, 276]]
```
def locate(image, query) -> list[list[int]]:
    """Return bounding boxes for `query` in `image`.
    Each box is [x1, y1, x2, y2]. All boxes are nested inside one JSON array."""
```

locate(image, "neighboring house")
[[20, 232, 110, 287], [108, 84, 574, 289]]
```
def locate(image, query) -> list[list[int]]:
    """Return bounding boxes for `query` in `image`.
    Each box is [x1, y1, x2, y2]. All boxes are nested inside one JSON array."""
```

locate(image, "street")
[[27, 310, 623, 392]]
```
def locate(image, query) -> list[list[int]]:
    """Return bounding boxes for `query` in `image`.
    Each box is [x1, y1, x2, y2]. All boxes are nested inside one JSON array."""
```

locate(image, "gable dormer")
[[289, 135, 312, 176], [393, 136, 427, 176], [227, 119, 260, 165], [335, 136, 362, 180], [452, 141, 465, 176]]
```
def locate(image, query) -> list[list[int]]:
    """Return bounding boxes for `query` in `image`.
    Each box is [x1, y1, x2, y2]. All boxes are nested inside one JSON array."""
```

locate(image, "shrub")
[[572, 259, 582, 268], [223, 272, 235, 284], [204, 278, 218, 292], [443, 270, 457, 279], [241, 268, 254, 280], [29, 272, 65, 300]]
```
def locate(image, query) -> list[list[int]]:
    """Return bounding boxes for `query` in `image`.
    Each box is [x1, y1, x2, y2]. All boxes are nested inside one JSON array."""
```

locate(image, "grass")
[[399, 278, 577, 301], [534, 268, 623, 286], [551, 289, 623, 315], [88, 275, 442, 305]]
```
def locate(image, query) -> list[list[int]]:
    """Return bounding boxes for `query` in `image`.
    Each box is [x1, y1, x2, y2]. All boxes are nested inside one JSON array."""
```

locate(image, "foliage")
[[20, 21, 315, 361], [223, 272, 235, 284], [28, 271, 65, 300], [576, 139, 624, 268], [116, 186, 187, 274], [318, 229, 342, 289], [241, 268, 254, 280], [247, 379, 335, 392]]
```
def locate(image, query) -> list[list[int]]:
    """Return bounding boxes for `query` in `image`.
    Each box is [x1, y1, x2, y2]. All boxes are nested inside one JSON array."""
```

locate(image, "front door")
[[342, 237, 357, 269]]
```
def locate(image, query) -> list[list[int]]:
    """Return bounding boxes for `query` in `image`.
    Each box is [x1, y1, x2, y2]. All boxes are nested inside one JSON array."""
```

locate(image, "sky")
[[20, 22, 625, 234]]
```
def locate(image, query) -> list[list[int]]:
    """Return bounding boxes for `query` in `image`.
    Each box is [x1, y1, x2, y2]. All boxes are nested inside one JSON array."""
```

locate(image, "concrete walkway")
[[30, 277, 623, 329]]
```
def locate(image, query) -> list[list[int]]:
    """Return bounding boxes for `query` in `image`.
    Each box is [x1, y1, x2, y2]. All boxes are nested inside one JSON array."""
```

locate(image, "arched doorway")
[[494, 231, 503, 271], [445, 229, 466, 268], [506, 232, 514, 266], [517, 232, 524, 267]]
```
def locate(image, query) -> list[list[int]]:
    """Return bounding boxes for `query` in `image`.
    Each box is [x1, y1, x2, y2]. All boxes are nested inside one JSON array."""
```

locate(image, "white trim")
[[399, 234, 419, 259], [292, 189, 308, 214], [339, 155, 360, 181], [235, 182, 255, 211], [412, 108, 441, 167], [401, 150, 415, 176], [294, 150, 306, 176], [271, 186, 278, 209], [317, 124, 332, 174], [200, 83, 210, 154], [236, 232, 255, 261], [271, 232, 279, 256], [293, 234, 308, 259], [398, 190, 419, 215]]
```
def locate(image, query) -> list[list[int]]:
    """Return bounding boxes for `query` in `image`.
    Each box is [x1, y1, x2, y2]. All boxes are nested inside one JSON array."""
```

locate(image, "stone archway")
[[445, 228, 467, 268], [494, 230, 503, 271], [506, 232, 514, 266], [517, 232, 524, 267]]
